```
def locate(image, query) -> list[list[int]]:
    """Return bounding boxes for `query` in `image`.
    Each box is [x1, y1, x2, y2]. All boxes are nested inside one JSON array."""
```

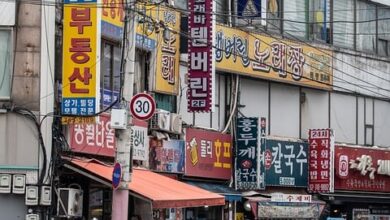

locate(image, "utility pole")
[[111, 0, 136, 219]]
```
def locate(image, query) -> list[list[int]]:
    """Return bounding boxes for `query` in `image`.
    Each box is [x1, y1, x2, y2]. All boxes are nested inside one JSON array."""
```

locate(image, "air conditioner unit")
[[26, 214, 39, 220], [57, 188, 83, 218], [0, 174, 11, 193], [170, 113, 182, 134], [150, 109, 171, 131]]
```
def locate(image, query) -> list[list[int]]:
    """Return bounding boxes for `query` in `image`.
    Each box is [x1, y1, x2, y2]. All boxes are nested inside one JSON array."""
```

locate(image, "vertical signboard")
[[308, 129, 334, 193], [149, 139, 185, 173], [265, 139, 308, 187], [101, 0, 124, 40], [131, 126, 149, 161], [236, 117, 265, 190], [62, 0, 100, 123], [185, 128, 232, 179], [187, 0, 215, 112]]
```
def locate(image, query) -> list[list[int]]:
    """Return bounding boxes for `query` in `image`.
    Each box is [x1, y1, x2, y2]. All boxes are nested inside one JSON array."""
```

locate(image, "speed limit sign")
[[130, 93, 156, 120]]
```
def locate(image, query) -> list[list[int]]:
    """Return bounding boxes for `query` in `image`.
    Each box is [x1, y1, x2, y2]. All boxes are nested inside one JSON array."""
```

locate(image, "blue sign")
[[265, 139, 308, 187], [62, 97, 95, 115], [236, 117, 265, 190], [237, 0, 262, 18], [101, 88, 120, 109], [101, 21, 123, 41], [136, 34, 156, 51], [112, 162, 122, 189]]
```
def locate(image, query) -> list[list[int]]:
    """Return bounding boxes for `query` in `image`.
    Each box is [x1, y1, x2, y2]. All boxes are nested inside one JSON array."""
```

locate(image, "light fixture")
[[333, 209, 339, 213], [243, 201, 252, 212]]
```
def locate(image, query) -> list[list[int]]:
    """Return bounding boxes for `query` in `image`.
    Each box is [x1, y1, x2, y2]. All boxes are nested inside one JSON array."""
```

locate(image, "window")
[[378, 8, 390, 56], [333, 0, 355, 49], [356, 0, 376, 52], [284, 0, 307, 39], [101, 41, 121, 109], [267, 0, 282, 34], [0, 29, 11, 99], [309, 0, 330, 43]]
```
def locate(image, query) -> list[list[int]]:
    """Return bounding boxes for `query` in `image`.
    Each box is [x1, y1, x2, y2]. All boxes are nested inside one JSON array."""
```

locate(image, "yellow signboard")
[[101, 0, 124, 40], [135, 4, 181, 95], [215, 25, 333, 90], [62, 0, 100, 123]]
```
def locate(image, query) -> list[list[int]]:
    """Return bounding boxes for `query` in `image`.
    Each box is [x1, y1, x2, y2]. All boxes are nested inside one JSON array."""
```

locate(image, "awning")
[[186, 181, 242, 202], [63, 157, 225, 209]]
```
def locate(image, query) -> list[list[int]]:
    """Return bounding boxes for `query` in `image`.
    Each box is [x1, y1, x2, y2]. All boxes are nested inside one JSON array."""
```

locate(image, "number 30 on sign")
[[130, 93, 156, 120]]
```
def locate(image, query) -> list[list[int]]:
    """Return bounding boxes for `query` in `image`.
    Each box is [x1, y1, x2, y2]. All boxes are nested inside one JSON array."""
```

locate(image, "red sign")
[[185, 128, 232, 179], [308, 129, 334, 193], [335, 146, 390, 192], [130, 93, 156, 120], [187, 0, 214, 112], [69, 114, 115, 157]]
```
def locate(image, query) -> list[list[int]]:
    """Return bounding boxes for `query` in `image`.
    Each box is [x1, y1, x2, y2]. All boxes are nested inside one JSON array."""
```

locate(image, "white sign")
[[271, 193, 312, 203], [130, 93, 156, 120], [132, 126, 149, 161]]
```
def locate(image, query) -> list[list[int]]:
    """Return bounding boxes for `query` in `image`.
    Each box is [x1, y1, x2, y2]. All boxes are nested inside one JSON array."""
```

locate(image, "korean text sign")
[[62, 0, 100, 115], [62, 0, 100, 116], [308, 129, 334, 193], [215, 25, 333, 90], [69, 114, 115, 157], [101, 0, 124, 40], [135, 5, 181, 95], [185, 128, 232, 179], [132, 125, 149, 161], [187, 0, 215, 112], [149, 139, 185, 173], [335, 146, 390, 192], [265, 139, 308, 187], [236, 117, 265, 190]]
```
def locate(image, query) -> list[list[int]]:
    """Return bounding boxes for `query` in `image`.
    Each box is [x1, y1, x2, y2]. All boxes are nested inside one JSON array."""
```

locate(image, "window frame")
[[0, 27, 13, 100]]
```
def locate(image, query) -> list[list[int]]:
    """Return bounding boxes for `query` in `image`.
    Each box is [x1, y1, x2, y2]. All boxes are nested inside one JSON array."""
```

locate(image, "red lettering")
[[69, 67, 92, 93], [70, 38, 91, 64], [70, 7, 92, 34]]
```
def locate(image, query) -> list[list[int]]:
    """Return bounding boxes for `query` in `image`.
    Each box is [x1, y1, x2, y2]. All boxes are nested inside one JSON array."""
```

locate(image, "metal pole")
[[111, 0, 136, 218]]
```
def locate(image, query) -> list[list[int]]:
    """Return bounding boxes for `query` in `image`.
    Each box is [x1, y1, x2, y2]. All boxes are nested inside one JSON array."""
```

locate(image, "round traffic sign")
[[112, 162, 122, 189], [130, 93, 156, 120]]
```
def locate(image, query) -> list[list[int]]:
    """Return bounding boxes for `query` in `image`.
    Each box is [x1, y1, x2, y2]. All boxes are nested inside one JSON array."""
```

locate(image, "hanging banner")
[[135, 5, 181, 95], [335, 145, 390, 192], [185, 128, 232, 179], [265, 139, 308, 187], [62, 0, 101, 123], [308, 129, 334, 193], [235, 117, 265, 190], [215, 25, 333, 90], [101, 0, 124, 41], [187, 0, 215, 112], [69, 114, 115, 157], [149, 139, 185, 173]]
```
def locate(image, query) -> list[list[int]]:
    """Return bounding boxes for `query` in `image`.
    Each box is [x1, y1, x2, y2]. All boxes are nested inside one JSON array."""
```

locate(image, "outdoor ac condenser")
[[57, 188, 83, 218]]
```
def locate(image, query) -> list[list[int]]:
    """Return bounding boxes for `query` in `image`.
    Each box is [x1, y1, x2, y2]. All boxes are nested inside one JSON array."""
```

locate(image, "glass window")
[[284, 0, 307, 39], [356, 1, 376, 52], [378, 8, 390, 56], [267, 0, 282, 34], [101, 41, 121, 109], [309, 0, 330, 43], [333, 0, 355, 49], [0, 29, 11, 99]]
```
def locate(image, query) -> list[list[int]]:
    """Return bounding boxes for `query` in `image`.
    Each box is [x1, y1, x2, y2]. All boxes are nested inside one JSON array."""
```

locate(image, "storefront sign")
[[62, 0, 100, 122], [149, 139, 185, 173], [308, 129, 334, 193], [131, 125, 149, 161], [258, 202, 323, 219], [265, 139, 308, 187], [215, 25, 333, 90], [271, 193, 312, 203], [335, 146, 390, 192], [101, 0, 124, 40], [235, 117, 265, 190], [135, 5, 181, 95], [185, 128, 232, 179], [187, 0, 215, 112], [69, 114, 115, 157]]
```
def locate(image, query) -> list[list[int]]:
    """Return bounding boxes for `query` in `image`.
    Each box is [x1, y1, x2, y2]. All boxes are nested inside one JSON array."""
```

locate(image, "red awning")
[[64, 157, 225, 208]]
